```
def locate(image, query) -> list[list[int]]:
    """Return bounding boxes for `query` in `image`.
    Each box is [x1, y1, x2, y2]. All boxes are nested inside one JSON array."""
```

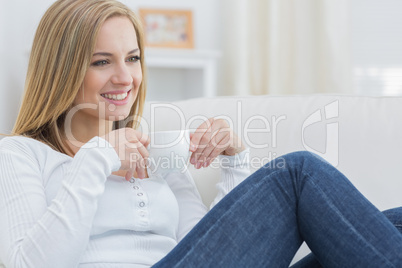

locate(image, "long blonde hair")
[[12, 0, 147, 154]]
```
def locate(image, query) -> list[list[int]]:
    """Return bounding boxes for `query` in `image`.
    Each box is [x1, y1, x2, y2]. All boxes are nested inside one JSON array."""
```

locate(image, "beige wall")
[[0, 0, 222, 133]]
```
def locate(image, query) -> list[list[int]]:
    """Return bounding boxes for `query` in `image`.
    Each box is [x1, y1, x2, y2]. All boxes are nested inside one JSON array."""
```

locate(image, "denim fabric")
[[292, 207, 402, 268], [153, 151, 402, 268], [383, 207, 402, 234]]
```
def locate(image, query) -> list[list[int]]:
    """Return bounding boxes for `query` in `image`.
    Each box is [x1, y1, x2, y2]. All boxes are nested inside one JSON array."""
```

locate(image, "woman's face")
[[73, 16, 142, 123]]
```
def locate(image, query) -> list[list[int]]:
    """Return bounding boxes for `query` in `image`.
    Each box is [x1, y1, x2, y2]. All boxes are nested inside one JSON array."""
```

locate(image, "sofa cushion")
[[143, 95, 402, 210]]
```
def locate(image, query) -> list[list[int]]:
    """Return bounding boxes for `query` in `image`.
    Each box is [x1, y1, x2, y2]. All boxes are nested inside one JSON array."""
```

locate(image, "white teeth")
[[101, 92, 128, 101]]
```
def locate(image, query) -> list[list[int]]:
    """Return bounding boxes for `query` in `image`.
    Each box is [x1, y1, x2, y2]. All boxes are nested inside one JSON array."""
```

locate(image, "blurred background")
[[1, 0, 402, 133]]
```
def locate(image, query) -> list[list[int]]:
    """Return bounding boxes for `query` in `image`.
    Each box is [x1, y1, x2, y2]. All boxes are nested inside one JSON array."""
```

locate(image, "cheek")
[[73, 85, 90, 105], [129, 68, 142, 100], [132, 66, 143, 87], [75, 72, 105, 104], [83, 72, 103, 93]]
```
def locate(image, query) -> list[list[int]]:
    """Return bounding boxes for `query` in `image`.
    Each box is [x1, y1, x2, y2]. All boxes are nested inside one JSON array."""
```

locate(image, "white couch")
[[142, 94, 402, 263]]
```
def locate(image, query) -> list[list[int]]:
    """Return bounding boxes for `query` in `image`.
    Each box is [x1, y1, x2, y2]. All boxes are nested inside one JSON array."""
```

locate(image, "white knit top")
[[0, 136, 250, 267]]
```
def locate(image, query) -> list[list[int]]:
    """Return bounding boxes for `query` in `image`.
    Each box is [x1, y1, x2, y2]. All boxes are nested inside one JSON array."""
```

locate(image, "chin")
[[105, 109, 131, 121]]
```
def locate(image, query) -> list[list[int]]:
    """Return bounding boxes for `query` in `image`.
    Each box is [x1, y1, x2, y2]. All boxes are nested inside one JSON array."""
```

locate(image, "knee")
[[256, 151, 324, 188], [382, 207, 402, 234], [259, 151, 330, 178], [261, 151, 314, 168], [261, 151, 331, 177], [382, 207, 402, 223], [281, 151, 326, 167]]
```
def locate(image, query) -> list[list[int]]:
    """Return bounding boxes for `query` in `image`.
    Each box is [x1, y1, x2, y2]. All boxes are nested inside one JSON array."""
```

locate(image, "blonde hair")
[[12, 0, 147, 154]]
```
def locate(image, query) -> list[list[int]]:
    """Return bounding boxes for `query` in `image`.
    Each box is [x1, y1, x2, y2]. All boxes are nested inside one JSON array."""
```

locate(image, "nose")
[[111, 63, 133, 86]]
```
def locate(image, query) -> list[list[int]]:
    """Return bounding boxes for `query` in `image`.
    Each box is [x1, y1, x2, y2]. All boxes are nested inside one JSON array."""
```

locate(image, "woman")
[[0, 0, 401, 267]]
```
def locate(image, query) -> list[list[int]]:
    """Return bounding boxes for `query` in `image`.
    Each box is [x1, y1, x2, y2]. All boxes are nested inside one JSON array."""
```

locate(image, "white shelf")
[[145, 48, 221, 67], [145, 48, 221, 100]]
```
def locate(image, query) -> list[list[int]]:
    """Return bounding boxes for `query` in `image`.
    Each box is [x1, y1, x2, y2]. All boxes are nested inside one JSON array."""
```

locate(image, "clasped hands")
[[103, 118, 245, 181]]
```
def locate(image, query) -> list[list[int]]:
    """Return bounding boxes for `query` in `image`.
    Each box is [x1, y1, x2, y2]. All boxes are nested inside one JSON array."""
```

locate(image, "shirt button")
[[129, 178, 135, 183], [133, 186, 139, 190], [139, 202, 145, 207], [137, 193, 143, 196]]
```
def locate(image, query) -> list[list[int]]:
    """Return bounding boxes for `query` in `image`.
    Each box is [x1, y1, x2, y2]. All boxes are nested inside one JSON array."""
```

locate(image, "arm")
[[165, 148, 250, 241], [0, 137, 120, 268], [168, 118, 249, 241], [164, 170, 208, 242]]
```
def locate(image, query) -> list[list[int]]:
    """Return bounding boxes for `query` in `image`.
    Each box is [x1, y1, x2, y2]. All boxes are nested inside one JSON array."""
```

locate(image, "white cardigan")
[[0, 136, 250, 267]]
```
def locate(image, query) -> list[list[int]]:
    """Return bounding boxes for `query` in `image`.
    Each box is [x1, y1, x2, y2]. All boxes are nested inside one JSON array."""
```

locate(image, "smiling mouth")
[[100, 90, 131, 101]]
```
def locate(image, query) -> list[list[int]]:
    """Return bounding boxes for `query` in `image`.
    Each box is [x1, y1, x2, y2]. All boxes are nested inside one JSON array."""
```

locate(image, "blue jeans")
[[153, 152, 402, 267], [292, 207, 402, 268]]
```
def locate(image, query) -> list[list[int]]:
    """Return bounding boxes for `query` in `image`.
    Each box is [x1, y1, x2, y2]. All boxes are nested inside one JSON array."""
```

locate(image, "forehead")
[[94, 16, 138, 51]]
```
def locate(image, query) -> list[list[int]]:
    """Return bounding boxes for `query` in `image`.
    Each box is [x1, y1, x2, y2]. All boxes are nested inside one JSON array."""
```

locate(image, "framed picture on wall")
[[139, 9, 194, 49]]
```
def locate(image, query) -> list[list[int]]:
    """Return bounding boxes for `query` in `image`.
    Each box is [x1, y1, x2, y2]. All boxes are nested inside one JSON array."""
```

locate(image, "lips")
[[100, 90, 131, 105], [100, 90, 130, 101]]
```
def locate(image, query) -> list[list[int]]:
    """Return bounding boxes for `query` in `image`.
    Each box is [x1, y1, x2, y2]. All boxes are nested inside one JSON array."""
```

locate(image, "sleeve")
[[164, 170, 208, 242], [209, 148, 251, 209], [0, 137, 121, 268], [164, 148, 251, 242]]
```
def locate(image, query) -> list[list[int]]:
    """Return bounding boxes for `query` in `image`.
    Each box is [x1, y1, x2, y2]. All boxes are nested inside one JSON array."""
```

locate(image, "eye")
[[92, 60, 109, 66], [127, 56, 140, 63]]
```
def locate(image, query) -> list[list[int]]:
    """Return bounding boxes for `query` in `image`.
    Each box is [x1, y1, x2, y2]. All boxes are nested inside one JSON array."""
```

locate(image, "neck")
[[64, 111, 113, 155]]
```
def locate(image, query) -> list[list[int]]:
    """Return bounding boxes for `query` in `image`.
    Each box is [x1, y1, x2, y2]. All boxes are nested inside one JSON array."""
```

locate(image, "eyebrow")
[[93, 48, 139, 57]]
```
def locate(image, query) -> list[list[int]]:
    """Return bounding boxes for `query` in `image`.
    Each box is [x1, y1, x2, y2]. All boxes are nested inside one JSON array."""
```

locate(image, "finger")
[[214, 127, 233, 152], [199, 119, 233, 168], [126, 139, 145, 150], [137, 142, 149, 160], [189, 132, 196, 152], [190, 131, 211, 167], [124, 129, 147, 147], [190, 118, 214, 151], [125, 169, 134, 181], [190, 119, 214, 165], [196, 128, 224, 167], [191, 120, 229, 168], [206, 130, 229, 162], [198, 129, 230, 168], [127, 150, 140, 169], [206, 133, 231, 167], [128, 146, 147, 179], [136, 160, 146, 180], [138, 133, 150, 147]]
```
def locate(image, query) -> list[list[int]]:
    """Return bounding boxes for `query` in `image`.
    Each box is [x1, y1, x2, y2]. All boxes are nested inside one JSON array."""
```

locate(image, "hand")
[[103, 128, 150, 180], [189, 118, 245, 169]]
